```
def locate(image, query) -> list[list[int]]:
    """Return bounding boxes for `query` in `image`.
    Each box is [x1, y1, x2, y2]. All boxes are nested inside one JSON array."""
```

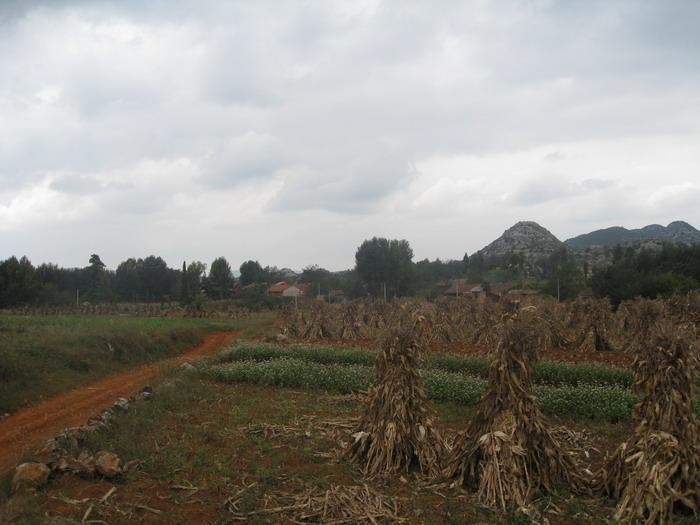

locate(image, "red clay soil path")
[[0, 331, 239, 475]]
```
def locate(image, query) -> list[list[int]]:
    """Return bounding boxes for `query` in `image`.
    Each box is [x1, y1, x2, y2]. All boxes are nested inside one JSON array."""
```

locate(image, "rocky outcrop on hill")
[[565, 221, 700, 249], [476, 221, 566, 261]]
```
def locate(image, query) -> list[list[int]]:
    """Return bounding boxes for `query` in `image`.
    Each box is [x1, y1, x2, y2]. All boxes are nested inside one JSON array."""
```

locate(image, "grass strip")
[[0, 314, 261, 413]]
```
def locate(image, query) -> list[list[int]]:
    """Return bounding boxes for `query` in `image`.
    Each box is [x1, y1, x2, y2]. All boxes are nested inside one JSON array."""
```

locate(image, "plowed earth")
[[0, 331, 239, 474]]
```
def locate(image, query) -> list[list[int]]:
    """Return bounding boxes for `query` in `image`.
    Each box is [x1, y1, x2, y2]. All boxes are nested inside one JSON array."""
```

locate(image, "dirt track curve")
[[0, 331, 239, 475]]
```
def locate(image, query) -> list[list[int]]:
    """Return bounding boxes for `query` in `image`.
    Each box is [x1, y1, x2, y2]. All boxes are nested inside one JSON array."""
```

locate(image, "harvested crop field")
[[1, 296, 699, 524]]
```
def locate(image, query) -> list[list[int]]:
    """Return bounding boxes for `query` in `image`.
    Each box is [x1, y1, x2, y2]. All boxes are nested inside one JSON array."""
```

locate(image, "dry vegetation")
[[344, 313, 446, 478], [2, 292, 699, 524], [595, 321, 700, 524], [445, 308, 589, 511]]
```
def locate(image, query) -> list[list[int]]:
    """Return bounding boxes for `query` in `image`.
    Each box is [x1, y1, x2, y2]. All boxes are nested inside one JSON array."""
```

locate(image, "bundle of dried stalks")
[[574, 301, 616, 352], [594, 322, 700, 524], [618, 298, 665, 354], [446, 308, 588, 511], [344, 314, 446, 478]]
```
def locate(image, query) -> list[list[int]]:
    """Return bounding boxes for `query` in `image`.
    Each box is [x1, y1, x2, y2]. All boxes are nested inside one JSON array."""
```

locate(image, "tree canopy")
[[206, 257, 234, 299], [355, 237, 415, 297], [239, 260, 266, 286]]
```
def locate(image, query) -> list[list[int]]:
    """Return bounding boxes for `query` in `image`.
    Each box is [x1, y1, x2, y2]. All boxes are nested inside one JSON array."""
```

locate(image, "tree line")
[[0, 255, 298, 308], [2, 239, 699, 308], [591, 243, 700, 305]]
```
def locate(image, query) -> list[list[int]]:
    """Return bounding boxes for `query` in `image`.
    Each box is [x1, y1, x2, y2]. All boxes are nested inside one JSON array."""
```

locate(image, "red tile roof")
[[268, 281, 291, 294]]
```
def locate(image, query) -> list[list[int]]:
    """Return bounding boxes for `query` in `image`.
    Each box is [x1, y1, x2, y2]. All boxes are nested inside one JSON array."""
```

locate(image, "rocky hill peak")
[[477, 221, 565, 260]]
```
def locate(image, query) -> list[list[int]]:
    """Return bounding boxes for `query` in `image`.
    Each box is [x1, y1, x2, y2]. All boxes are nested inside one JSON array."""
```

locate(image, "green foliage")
[[413, 258, 465, 291], [541, 248, 584, 300], [180, 261, 190, 304], [0, 256, 39, 307], [206, 357, 655, 422], [592, 243, 700, 304], [355, 237, 415, 297], [217, 343, 634, 387], [0, 314, 247, 413], [239, 260, 266, 286], [210, 358, 370, 393], [206, 257, 234, 299], [115, 255, 176, 302], [536, 384, 636, 422]]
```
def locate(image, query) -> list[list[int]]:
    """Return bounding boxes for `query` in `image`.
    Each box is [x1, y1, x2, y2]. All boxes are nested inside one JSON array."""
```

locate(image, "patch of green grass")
[[0, 314, 269, 413]]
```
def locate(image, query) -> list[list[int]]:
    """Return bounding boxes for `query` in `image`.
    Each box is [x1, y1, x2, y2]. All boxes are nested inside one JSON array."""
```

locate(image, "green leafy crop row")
[[206, 358, 655, 422], [216, 343, 633, 387]]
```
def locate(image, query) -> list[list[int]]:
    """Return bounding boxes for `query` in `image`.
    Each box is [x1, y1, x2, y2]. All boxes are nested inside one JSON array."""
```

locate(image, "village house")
[[268, 281, 304, 297]]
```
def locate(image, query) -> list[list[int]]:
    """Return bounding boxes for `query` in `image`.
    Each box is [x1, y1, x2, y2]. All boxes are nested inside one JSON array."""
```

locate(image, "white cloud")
[[1, 1, 699, 270]]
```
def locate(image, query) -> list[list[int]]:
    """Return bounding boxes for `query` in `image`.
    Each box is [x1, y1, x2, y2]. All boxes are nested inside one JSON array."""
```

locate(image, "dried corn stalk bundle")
[[344, 315, 446, 478], [573, 300, 616, 352], [339, 302, 364, 340], [666, 292, 700, 334], [617, 298, 665, 355], [446, 308, 588, 511], [594, 322, 700, 524]]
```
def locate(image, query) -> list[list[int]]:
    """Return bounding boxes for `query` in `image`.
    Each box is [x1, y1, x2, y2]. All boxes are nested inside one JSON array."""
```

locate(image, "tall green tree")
[[543, 248, 583, 300], [180, 261, 190, 304], [0, 256, 38, 307], [239, 260, 266, 286], [115, 258, 139, 301], [355, 237, 415, 297], [207, 257, 234, 299], [186, 261, 207, 296], [86, 254, 110, 301]]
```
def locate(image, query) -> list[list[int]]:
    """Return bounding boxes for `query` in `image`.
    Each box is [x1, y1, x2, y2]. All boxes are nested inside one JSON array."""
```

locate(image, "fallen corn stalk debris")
[[228, 484, 406, 523], [240, 416, 358, 442]]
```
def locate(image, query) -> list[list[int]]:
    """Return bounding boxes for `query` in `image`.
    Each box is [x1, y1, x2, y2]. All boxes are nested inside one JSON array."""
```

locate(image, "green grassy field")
[[0, 314, 274, 413]]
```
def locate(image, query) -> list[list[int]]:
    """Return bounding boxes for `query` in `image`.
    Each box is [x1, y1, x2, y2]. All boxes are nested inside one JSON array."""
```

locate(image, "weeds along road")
[[0, 331, 239, 475]]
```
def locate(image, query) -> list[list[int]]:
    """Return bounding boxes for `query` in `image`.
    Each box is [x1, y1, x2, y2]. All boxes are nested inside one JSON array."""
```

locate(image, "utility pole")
[[76, 288, 80, 307], [557, 278, 560, 302], [382, 282, 387, 302]]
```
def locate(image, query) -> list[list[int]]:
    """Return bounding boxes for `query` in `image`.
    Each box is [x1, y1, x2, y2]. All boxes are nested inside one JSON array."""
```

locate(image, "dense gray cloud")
[[1, 0, 699, 270]]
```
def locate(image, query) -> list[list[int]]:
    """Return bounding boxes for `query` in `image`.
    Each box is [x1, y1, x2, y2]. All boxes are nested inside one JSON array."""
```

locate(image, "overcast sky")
[[1, 0, 699, 271]]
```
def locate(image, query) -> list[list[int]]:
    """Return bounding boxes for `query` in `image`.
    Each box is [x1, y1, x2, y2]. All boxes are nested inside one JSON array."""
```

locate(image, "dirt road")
[[0, 331, 239, 475]]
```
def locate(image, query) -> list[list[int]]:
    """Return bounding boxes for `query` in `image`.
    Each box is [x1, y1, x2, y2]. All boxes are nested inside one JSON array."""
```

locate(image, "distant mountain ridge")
[[565, 221, 700, 249]]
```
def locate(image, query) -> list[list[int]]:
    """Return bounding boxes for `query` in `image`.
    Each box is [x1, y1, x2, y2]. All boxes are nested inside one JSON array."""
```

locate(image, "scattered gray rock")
[[131, 385, 153, 401], [112, 397, 129, 412], [180, 362, 195, 371], [55, 451, 95, 478], [94, 451, 122, 478], [12, 462, 50, 492], [275, 333, 289, 342], [15, 385, 155, 487]]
